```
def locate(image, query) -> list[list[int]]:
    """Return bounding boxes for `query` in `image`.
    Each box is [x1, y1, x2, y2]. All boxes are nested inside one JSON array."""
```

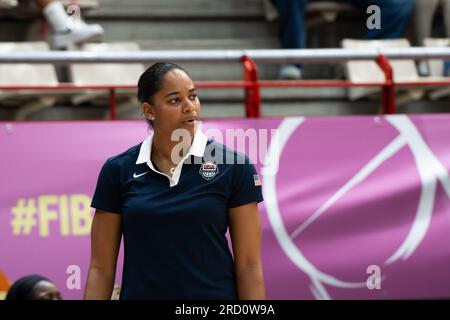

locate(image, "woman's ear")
[[142, 102, 155, 121]]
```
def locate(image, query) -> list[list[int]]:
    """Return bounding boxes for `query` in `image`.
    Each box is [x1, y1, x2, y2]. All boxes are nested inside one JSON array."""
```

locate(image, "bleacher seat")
[[68, 42, 145, 118], [342, 39, 424, 106], [0, 41, 58, 120]]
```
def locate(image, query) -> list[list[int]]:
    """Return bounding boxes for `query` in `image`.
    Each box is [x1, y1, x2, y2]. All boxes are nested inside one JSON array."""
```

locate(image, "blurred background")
[[0, 0, 449, 121], [1, 0, 450, 301]]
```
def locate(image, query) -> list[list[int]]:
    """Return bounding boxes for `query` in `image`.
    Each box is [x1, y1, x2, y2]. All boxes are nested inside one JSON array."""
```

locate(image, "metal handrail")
[[1, 48, 450, 119], [1, 47, 450, 64]]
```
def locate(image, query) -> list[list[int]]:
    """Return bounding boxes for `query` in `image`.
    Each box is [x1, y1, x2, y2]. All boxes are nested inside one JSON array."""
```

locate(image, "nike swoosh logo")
[[133, 171, 149, 178]]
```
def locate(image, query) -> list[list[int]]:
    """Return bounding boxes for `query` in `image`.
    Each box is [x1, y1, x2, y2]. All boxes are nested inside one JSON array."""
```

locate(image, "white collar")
[[136, 129, 208, 187]]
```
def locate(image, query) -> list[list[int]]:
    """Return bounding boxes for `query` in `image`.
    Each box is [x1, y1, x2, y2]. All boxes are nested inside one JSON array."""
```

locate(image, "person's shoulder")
[[106, 143, 142, 168]]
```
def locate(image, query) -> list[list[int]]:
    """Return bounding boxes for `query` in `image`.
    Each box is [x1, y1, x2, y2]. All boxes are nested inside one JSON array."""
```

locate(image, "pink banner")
[[1, 115, 449, 299]]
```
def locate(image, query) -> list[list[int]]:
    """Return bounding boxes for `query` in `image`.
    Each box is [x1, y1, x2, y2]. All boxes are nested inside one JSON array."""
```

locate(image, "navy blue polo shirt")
[[91, 130, 263, 300]]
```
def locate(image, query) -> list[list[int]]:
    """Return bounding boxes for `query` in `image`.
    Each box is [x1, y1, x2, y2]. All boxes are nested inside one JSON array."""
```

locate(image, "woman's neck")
[[151, 129, 194, 165]]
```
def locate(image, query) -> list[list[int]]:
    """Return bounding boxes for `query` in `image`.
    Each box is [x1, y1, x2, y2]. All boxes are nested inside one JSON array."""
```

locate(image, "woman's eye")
[[189, 94, 198, 101], [169, 98, 179, 104]]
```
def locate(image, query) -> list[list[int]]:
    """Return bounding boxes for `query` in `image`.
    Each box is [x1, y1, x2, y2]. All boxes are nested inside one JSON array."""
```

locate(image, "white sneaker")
[[52, 20, 104, 49], [278, 64, 302, 80]]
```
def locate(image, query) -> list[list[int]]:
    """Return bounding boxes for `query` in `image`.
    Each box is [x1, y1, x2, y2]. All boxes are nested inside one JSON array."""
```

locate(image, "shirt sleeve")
[[228, 156, 264, 208], [91, 159, 122, 214]]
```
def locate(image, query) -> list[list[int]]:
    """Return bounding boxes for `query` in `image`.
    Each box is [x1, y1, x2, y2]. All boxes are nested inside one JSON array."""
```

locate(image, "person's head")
[[5, 274, 62, 300], [137, 62, 200, 137]]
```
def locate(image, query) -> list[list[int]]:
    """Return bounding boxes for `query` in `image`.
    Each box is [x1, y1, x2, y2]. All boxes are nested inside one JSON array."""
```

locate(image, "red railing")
[[1, 52, 450, 119]]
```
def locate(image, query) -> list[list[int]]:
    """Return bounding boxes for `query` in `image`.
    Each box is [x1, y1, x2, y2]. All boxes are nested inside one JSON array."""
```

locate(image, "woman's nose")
[[183, 98, 195, 112]]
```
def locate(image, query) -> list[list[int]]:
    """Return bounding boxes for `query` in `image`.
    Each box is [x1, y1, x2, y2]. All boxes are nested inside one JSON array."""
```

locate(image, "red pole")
[[376, 54, 396, 114], [109, 88, 117, 120], [242, 55, 261, 118]]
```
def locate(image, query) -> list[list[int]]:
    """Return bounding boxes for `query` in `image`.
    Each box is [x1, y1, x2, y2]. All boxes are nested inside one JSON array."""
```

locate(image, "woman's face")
[[32, 280, 62, 300], [143, 68, 201, 137]]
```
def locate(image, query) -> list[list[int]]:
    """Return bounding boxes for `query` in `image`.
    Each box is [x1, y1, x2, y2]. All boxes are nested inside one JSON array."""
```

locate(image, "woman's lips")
[[182, 118, 197, 126]]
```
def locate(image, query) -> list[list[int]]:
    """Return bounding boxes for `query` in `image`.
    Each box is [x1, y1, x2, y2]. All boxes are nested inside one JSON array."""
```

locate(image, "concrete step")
[[137, 38, 279, 50], [134, 38, 281, 81], [110, 87, 347, 102], [192, 87, 348, 101], [0, 100, 378, 121], [85, 0, 265, 19], [94, 18, 277, 41]]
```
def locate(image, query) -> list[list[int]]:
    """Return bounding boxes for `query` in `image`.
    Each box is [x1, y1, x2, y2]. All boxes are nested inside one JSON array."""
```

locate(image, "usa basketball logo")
[[199, 161, 219, 181]]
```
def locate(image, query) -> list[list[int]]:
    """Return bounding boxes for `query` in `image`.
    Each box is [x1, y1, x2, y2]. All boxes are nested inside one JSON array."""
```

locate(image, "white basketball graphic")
[[262, 115, 450, 299]]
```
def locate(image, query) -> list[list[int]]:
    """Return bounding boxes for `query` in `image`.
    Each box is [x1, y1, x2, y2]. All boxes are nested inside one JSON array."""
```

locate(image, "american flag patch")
[[253, 174, 262, 187]]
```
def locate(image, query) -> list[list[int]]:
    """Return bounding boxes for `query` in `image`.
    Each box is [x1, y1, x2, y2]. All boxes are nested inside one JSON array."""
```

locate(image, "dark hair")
[[5, 274, 50, 300], [137, 62, 189, 104]]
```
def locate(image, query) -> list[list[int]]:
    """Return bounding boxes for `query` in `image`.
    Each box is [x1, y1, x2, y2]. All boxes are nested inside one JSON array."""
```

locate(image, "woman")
[[84, 62, 265, 300], [6, 274, 62, 300]]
